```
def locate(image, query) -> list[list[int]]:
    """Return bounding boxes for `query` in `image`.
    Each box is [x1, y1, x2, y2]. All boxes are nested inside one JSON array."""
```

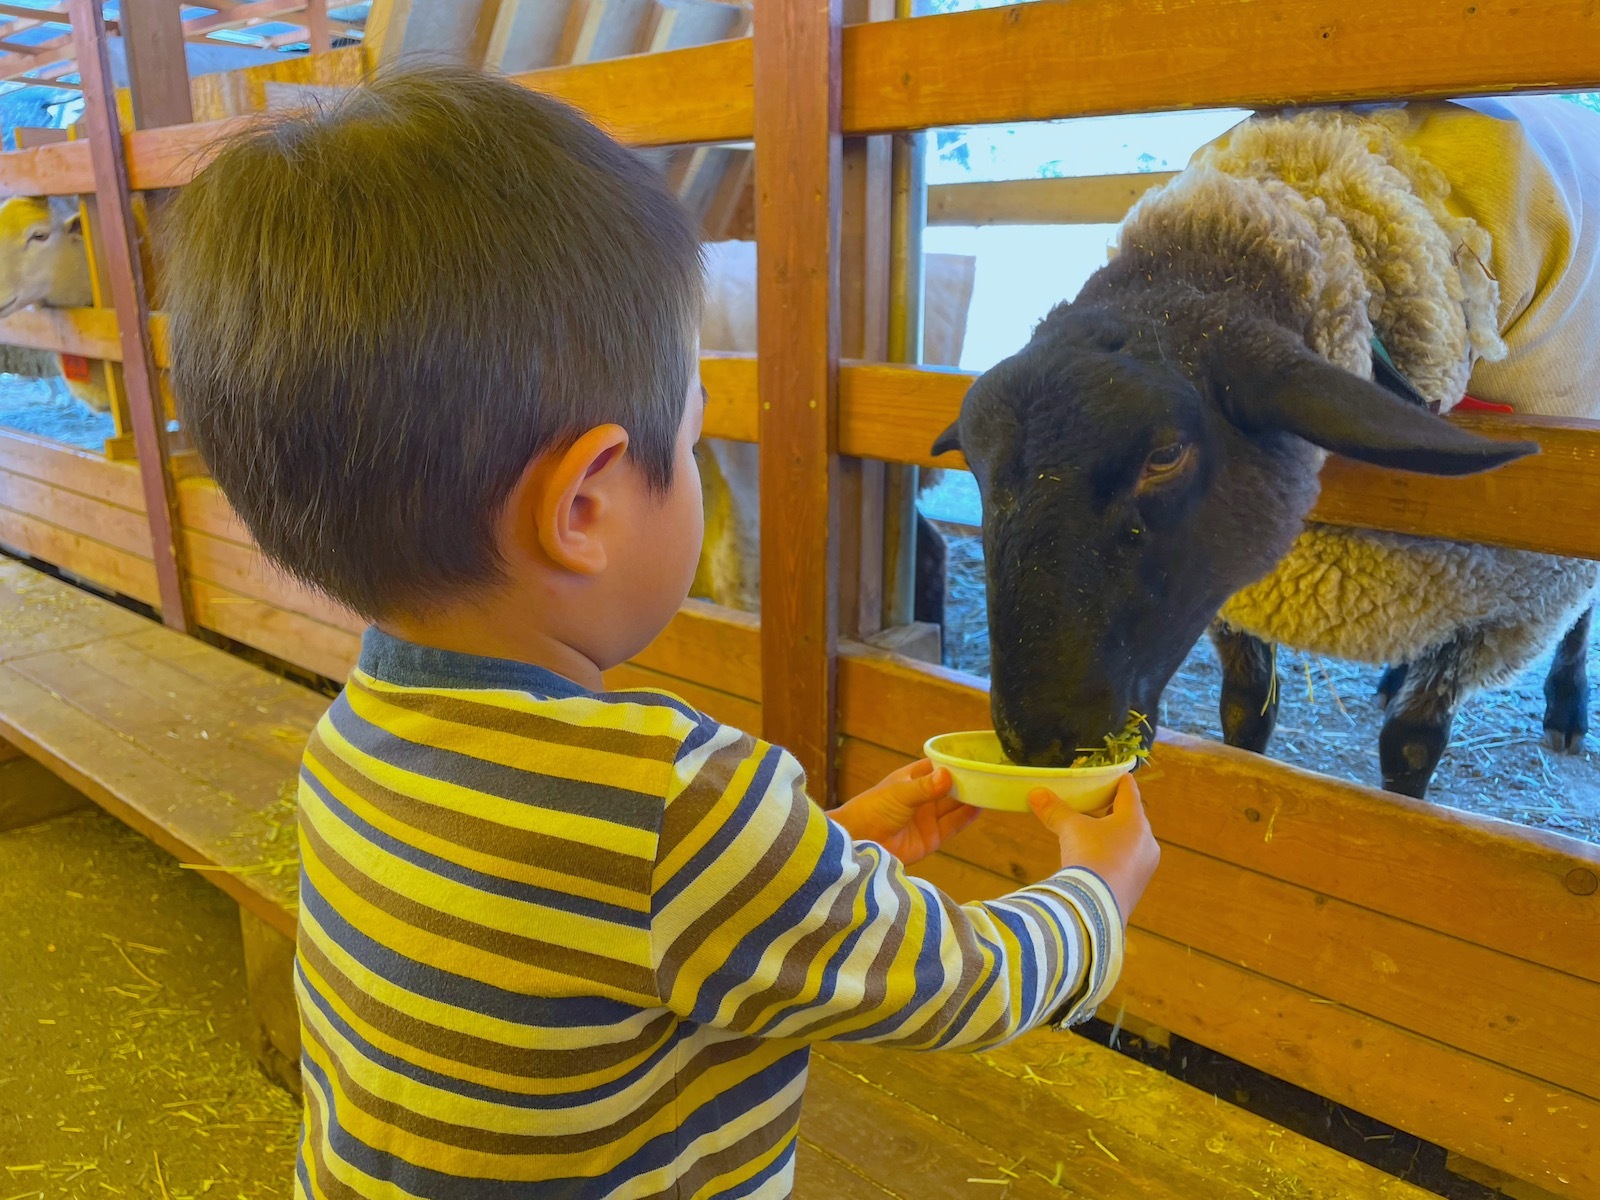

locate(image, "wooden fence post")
[[69, 0, 194, 632], [755, 0, 843, 799]]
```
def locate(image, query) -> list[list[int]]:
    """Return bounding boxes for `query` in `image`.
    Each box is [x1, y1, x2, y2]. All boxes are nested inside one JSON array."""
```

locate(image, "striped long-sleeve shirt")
[[294, 628, 1124, 1200]]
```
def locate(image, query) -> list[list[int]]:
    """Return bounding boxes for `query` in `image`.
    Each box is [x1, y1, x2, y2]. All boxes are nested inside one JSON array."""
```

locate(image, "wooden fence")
[[1, 3, 1598, 1197]]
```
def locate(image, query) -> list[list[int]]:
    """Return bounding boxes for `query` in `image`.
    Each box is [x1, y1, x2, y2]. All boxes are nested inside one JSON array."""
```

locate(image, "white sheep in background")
[[695, 238, 976, 617], [940, 97, 1600, 798], [0, 194, 107, 412]]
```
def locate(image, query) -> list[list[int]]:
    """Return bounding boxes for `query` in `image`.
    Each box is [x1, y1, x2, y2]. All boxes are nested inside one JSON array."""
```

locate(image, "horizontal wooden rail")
[[697, 356, 1600, 562], [5, 3, 1597, 195], [927, 172, 1178, 227], [842, 1, 1600, 135]]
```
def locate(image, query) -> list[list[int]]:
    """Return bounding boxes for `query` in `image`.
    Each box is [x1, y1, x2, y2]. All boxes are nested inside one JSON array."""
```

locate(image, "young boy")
[[161, 67, 1160, 1199]]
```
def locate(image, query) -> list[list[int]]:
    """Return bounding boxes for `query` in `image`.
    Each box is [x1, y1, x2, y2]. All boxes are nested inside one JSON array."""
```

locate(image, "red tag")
[[1455, 393, 1515, 413], [59, 353, 90, 384]]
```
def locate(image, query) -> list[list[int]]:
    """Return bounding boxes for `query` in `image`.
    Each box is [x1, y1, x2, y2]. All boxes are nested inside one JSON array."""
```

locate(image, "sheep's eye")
[[26, 229, 48, 243], [1139, 443, 1191, 485]]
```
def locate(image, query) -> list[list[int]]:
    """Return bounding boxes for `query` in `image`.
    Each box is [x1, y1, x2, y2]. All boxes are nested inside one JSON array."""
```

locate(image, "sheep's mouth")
[[0, 296, 18, 318]]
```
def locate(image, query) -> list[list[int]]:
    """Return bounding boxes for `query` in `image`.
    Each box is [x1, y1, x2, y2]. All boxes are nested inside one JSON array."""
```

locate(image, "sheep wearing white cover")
[[942, 96, 1600, 797]]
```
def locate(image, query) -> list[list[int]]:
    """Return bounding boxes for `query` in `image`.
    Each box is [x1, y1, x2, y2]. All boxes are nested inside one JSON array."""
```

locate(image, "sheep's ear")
[[931, 419, 962, 457], [1222, 341, 1536, 477], [62, 212, 81, 236]]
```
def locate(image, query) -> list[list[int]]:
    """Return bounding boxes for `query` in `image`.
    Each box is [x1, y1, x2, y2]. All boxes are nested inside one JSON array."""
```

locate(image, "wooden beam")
[[183, 0, 303, 37], [123, 0, 193, 131], [305, 0, 330, 52], [841, 1, 1600, 135], [754, 0, 842, 797], [927, 172, 1180, 227], [68, 0, 192, 632]]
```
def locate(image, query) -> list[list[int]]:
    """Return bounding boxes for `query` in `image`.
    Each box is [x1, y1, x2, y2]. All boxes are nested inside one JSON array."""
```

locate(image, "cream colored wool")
[[1119, 101, 1599, 688]]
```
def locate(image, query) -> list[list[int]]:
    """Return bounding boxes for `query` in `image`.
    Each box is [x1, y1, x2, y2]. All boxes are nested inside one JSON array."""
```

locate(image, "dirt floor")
[[936, 524, 1600, 844], [0, 807, 300, 1197]]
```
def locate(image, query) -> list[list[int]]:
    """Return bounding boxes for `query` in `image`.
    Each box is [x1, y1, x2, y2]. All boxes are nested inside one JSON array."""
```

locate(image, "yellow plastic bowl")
[[923, 730, 1136, 813]]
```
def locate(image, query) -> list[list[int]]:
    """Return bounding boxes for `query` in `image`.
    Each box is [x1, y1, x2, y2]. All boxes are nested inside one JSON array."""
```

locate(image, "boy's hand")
[[831, 759, 980, 866], [1028, 776, 1160, 927]]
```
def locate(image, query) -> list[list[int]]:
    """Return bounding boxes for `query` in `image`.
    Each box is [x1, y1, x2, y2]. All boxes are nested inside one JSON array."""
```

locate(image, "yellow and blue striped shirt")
[[294, 628, 1123, 1199]]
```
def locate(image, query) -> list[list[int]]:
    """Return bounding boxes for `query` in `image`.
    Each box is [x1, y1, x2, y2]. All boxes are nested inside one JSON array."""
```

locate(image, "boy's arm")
[[650, 719, 1123, 1049]]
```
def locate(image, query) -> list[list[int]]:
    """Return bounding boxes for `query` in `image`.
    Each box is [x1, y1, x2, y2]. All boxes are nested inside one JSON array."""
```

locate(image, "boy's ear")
[[516, 425, 630, 576]]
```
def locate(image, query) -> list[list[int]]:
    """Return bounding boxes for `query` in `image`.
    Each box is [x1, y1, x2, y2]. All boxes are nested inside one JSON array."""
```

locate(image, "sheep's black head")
[[935, 304, 1537, 767]]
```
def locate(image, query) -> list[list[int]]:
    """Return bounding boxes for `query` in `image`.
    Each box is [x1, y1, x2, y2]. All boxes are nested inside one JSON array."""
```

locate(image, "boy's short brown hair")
[[161, 66, 703, 620]]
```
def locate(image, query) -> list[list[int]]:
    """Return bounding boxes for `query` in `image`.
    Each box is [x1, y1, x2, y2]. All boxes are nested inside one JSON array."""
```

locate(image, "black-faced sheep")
[[935, 97, 1600, 798], [0, 194, 107, 412]]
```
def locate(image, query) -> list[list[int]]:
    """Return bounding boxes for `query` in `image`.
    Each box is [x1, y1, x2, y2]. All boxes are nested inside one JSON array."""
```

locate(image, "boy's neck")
[[377, 600, 606, 692]]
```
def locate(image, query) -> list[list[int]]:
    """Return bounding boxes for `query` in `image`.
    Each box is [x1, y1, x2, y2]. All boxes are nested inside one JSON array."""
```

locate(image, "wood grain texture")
[[512, 36, 753, 145], [0, 503, 159, 603], [927, 172, 1179, 226], [70, 0, 191, 631], [753, 0, 842, 798], [814, 1033, 1436, 1200], [698, 352, 759, 442], [835, 649, 1600, 985], [630, 599, 761, 701], [842, 1, 1600, 135], [0, 561, 304, 937], [0, 305, 120, 360], [189, 578, 360, 682], [902, 849, 1600, 1200]]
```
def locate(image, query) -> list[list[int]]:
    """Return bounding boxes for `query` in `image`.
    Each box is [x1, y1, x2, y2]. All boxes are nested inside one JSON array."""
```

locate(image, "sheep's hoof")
[[1544, 726, 1587, 755]]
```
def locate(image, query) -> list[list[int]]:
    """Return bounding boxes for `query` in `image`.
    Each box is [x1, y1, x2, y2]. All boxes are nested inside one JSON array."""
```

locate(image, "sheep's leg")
[[1543, 605, 1591, 754], [1375, 662, 1408, 709], [1378, 633, 1481, 798], [1211, 621, 1278, 754]]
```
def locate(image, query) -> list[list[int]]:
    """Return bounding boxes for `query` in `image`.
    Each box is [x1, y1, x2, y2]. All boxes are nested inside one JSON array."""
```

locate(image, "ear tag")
[[60, 354, 90, 383]]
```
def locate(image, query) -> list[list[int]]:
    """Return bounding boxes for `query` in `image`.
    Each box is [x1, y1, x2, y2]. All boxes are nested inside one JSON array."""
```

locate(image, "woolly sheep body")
[[1119, 102, 1600, 697]]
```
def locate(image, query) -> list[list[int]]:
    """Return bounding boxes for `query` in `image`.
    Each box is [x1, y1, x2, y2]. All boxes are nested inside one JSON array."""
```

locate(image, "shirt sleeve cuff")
[[1034, 867, 1125, 1029]]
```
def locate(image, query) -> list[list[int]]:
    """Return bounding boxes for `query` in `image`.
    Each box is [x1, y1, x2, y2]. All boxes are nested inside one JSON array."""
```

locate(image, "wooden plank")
[[0, 662, 297, 938], [1136, 843, 1600, 1102], [182, 526, 362, 633], [630, 599, 761, 702], [699, 352, 759, 442], [0, 136, 93, 195], [842, 1, 1600, 136], [189, 577, 360, 682], [8, 645, 303, 803], [835, 649, 1600, 986], [907, 815, 1600, 1103], [753, 0, 842, 798], [0, 504, 160, 603], [70, 0, 192, 632], [0, 306, 120, 361], [815, 1035, 1437, 1200], [927, 172, 1179, 227], [175, 474, 253, 544], [0, 430, 145, 509], [0, 559, 150, 661], [901, 846, 1599, 1200], [602, 660, 761, 732], [792, 1139, 898, 1200], [122, 0, 194, 131], [305, 0, 331, 53], [116, 624, 330, 722], [0, 466, 153, 558], [511, 37, 753, 146], [1117, 931, 1600, 1200], [798, 1055, 1065, 1200]]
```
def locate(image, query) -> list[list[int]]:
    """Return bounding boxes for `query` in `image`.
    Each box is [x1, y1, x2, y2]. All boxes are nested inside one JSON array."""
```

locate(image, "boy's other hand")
[[831, 759, 980, 866], [1028, 776, 1159, 927]]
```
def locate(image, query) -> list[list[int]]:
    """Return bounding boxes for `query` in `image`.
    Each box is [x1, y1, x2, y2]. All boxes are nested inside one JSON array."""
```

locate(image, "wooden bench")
[[0, 557, 1438, 1198]]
